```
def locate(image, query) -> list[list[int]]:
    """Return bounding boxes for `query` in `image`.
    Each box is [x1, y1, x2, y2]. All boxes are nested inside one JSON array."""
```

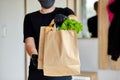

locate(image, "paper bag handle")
[[49, 19, 57, 31], [49, 19, 54, 26]]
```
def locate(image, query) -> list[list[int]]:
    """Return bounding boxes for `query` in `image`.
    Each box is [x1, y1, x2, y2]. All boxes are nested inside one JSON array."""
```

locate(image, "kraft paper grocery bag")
[[38, 26, 52, 69], [43, 25, 80, 76]]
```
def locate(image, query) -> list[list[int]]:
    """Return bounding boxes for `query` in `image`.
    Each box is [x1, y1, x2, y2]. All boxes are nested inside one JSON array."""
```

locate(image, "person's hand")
[[54, 14, 68, 26], [31, 54, 38, 68]]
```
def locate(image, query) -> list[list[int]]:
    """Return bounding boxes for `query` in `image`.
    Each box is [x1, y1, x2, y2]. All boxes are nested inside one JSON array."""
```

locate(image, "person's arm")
[[23, 14, 38, 67], [68, 14, 79, 22], [54, 14, 79, 27], [25, 37, 38, 67], [25, 37, 38, 57], [54, 7, 80, 26], [64, 7, 79, 21], [23, 14, 38, 57]]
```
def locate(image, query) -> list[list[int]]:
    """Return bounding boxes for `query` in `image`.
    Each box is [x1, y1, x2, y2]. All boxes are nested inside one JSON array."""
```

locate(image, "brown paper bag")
[[38, 27, 45, 69], [38, 26, 52, 69], [43, 25, 81, 76], [38, 19, 55, 69]]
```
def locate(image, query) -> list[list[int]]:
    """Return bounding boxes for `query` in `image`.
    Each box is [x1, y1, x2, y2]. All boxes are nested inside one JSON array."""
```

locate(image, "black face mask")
[[38, 0, 55, 9]]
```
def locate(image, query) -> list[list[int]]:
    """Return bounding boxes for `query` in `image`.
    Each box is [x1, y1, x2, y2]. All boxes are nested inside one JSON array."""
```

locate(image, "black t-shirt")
[[23, 7, 75, 51]]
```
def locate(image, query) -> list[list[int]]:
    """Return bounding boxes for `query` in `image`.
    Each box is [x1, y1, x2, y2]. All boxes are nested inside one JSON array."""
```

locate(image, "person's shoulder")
[[54, 7, 67, 13], [59, 7, 73, 11], [64, 7, 72, 10], [25, 11, 39, 17], [55, 7, 72, 11], [55, 7, 64, 11]]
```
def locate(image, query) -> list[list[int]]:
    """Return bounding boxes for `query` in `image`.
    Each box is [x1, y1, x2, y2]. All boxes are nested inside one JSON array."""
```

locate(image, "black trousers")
[[28, 59, 72, 80]]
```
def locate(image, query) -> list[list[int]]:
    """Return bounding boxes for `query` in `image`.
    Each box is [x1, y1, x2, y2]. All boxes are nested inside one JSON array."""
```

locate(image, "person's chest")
[[31, 13, 55, 34]]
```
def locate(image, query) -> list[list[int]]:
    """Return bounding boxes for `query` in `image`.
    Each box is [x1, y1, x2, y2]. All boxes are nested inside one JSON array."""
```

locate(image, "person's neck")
[[40, 6, 55, 14]]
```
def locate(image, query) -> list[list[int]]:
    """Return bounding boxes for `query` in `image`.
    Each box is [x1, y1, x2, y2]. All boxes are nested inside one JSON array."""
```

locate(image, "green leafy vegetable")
[[58, 18, 83, 34]]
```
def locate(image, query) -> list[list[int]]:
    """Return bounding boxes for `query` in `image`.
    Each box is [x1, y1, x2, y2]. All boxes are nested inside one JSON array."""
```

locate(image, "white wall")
[[0, 0, 25, 80], [79, 39, 120, 80], [79, 39, 98, 72]]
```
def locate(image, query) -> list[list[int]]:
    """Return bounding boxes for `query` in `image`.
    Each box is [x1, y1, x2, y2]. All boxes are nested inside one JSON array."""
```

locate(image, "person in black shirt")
[[23, 0, 79, 80], [87, 1, 98, 38]]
